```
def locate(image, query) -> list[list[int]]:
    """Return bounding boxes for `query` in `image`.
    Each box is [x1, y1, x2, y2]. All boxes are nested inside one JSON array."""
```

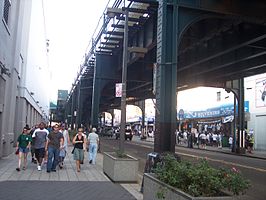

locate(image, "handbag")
[[71, 148, 75, 154], [15, 148, 19, 155]]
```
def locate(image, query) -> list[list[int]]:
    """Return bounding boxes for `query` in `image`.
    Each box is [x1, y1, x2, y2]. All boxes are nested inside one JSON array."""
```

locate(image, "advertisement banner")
[[255, 77, 266, 107], [115, 83, 122, 97]]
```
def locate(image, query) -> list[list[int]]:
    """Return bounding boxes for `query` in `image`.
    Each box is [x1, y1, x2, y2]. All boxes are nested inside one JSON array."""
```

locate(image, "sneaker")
[[16, 168, 20, 171], [89, 160, 92, 164], [51, 169, 56, 172], [37, 166, 41, 171]]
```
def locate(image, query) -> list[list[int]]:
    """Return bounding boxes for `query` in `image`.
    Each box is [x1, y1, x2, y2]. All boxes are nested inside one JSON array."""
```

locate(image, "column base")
[[236, 147, 246, 154]]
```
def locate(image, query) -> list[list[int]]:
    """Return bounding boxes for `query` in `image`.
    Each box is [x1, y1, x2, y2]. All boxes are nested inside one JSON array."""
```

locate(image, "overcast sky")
[[44, 0, 113, 102]]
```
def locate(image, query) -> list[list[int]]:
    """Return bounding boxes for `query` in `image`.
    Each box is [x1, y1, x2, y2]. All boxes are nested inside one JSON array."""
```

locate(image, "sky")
[[44, 0, 113, 102], [42, 0, 234, 111]]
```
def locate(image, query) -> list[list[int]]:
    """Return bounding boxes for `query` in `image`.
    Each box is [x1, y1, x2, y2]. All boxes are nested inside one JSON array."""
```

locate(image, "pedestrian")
[[74, 128, 87, 164], [32, 122, 49, 171], [15, 126, 32, 171], [43, 124, 49, 165], [247, 134, 254, 153], [46, 124, 64, 173], [29, 124, 38, 164], [72, 128, 86, 172], [218, 133, 222, 149], [199, 132, 207, 149], [88, 127, 99, 164], [187, 132, 193, 148], [59, 124, 70, 169], [228, 135, 233, 149]]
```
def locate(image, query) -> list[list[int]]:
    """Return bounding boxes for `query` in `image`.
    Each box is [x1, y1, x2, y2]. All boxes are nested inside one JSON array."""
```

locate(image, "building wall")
[[245, 73, 266, 151], [0, 0, 50, 157], [0, 0, 28, 157]]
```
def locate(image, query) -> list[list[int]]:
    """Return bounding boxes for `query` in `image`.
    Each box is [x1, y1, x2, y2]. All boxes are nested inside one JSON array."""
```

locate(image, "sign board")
[[153, 63, 157, 95], [178, 109, 184, 120], [115, 83, 122, 97]]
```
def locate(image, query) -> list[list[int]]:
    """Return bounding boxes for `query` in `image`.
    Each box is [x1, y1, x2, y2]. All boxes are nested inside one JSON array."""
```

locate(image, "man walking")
[[88, 128, 99, 164], [59, 124, 70, 169], [46, 124, 64, 173], [32, 122, 49, 171]]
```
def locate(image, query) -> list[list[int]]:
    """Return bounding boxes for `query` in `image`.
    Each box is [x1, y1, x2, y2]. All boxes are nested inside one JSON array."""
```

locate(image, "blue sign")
[[182, 101, 249, 119]]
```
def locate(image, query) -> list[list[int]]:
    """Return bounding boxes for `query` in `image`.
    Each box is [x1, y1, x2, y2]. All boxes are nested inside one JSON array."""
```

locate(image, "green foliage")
[[156, 186, 166, 199], [115, 150, 128, 158], [155, 154, 250, 197]]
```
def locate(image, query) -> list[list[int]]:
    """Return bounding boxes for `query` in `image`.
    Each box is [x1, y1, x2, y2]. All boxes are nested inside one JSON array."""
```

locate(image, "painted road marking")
[[132, 142, 266, 173]]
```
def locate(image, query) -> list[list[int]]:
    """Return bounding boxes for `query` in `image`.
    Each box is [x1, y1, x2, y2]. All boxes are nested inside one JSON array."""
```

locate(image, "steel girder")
[[65, 0, 266, 144]]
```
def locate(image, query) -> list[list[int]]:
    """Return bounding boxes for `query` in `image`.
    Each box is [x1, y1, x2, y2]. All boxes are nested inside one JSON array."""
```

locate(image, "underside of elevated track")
[[65, 0, 266, 152]]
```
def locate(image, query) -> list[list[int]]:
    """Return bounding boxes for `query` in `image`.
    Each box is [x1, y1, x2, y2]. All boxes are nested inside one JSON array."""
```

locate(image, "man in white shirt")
[[32, 122, 49, 171], [59, 124, 70, 169], [87, 128, 99, 164]]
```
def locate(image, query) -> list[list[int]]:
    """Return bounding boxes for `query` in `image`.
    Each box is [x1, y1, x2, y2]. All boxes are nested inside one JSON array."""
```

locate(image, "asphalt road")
[[99, 137, 266, 200]]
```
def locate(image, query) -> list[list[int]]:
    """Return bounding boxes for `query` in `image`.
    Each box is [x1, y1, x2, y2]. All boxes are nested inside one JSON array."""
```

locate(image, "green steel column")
[[110, 109, 114, 128], [238, 78, 246, 152], [139, 100, 146, 137], [91, 54, 101, 128], [76, 81, 81, 128], [155, 0, 178, 153], [70, 95, 74, 129]]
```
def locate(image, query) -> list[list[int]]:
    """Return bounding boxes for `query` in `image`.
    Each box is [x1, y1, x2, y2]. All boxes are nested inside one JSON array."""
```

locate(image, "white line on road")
[[132, 142, 266, 173]]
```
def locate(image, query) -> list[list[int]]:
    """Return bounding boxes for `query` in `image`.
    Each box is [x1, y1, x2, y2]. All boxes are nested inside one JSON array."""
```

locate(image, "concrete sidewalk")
[[0, 148, 143, 200]]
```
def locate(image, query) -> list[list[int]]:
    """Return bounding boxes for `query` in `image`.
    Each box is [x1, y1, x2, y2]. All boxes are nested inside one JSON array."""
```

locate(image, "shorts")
[[35, 148, 46, 159], [201, 139, 206, 144], [59, 149, 66, 157], [19, 147, 30, 153], [73, 148, 84, 161]]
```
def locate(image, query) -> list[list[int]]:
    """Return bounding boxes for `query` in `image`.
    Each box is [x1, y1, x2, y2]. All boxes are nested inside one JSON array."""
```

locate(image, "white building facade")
[[0, 0, 50, 157], [245, 73, 266, 151]]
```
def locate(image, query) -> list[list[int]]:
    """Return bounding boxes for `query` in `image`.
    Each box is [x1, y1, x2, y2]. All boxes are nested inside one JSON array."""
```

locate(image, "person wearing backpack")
[[15, 126, 32, 171]]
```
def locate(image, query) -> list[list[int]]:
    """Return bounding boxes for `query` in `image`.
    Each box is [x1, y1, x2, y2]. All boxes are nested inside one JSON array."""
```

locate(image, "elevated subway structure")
[[65, 0, 266, 153]]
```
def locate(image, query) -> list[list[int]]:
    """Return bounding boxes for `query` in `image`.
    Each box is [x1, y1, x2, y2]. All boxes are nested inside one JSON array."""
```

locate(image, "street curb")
[[176, 145, 266, 160], [135, 138, 266, 160]]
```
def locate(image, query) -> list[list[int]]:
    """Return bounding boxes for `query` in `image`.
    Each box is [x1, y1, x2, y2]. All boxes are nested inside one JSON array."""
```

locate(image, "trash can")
[[2, 133, 14, 156], [140, 152, 161, 193], [222, 136, 229, 147]]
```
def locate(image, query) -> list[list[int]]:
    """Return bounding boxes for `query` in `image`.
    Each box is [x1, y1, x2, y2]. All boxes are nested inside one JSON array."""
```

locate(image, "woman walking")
[[16, 127, 32, 171], [72, 128, 86, 172]]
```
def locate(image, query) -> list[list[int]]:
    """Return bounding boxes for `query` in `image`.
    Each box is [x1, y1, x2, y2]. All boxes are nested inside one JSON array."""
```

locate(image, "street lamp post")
[[119, 8, 129, 153]]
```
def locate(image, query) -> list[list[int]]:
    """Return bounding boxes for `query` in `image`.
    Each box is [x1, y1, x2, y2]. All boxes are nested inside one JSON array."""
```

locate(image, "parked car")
[[100, 127, 113, 137], [115, 127, 133, 141], [147, 130, 154, 138], [125, 128, 133, 141]]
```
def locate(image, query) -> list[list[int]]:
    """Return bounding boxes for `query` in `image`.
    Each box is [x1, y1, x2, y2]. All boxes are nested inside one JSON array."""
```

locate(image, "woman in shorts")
[[15, 127, 32, 171]]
